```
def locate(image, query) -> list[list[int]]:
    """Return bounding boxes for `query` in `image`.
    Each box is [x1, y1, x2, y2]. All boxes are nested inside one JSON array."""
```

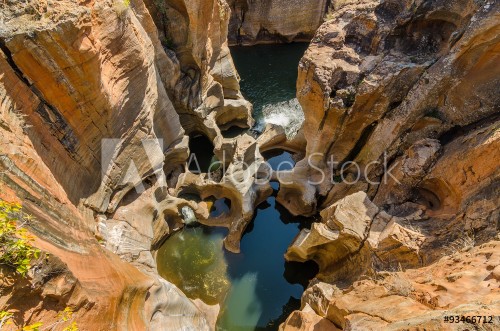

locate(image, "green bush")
[[0, 307, 78, 330], [0, 201, 40, 277]]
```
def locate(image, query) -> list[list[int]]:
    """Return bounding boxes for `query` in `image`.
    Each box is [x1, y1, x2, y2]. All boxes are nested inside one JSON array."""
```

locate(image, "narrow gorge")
[[0, 1, 498, 331]]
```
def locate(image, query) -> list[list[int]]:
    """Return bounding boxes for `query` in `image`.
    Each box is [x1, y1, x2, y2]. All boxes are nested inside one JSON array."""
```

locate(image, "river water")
[[157, 43, 314, 331], [231, 43, 308, 136]]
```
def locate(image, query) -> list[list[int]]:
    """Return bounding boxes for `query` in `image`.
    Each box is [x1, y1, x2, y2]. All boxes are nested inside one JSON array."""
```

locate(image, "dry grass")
[[113, 0, 130, 20], [444, 232, 475, 256], [402, 220, 423, 234]]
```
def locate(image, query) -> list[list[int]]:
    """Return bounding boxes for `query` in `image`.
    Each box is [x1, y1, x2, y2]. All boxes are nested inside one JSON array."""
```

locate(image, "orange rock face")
[[278, 0, 499, 329], [0, 0, 254, 329], [282, 241, 500, 330], [226, 0, 329, 45], [278, 0, 500, 217], [0, 0, 498, 330]]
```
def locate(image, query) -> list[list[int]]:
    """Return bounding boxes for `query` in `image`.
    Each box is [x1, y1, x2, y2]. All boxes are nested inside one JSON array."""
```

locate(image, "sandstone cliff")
[[276, 0, 499, 329], [0, 0, 498, 329], [0, 0, 259, 329], [282, 240, 500, 330], [227, 0, 329, 45], [278, 1, 499, 239]]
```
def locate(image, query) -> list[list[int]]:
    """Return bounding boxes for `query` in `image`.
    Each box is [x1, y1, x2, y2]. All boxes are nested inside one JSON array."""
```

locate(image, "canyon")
[[0, 0, 498, 330]]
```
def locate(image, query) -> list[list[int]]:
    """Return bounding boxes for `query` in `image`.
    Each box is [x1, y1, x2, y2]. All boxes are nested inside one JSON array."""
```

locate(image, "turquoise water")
[[157, 44, 315, 330], [218, 159, 316, 330]]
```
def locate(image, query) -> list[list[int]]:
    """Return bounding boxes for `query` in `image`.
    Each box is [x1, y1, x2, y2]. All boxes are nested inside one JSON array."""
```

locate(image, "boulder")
[[279, 309, 340, 331], [375, 221, 426, 268], [289, 241, 500, 330]]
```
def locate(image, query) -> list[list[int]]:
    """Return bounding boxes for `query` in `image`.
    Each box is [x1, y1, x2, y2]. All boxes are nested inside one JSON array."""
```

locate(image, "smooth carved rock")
[[282, 0, 500, 329], [176, 133, 273, 253], [285, 192, 379, 282], [145, 0, 254, 144], [216, 98, 254, 130], [285, 223, 340, 263], [0, 0, 254, 328], [286, 191, 432, 282], [279, 0, 500, 218], [283, 242, 500, 331]]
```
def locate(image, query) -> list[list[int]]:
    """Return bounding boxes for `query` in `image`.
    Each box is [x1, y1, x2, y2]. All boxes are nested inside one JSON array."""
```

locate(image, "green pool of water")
[[157, 226, 230, 305]]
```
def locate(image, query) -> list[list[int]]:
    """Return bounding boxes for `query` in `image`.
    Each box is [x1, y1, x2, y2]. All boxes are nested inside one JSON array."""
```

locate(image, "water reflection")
[[157, 43, 315, 330], [210, 198, 232, 218], [263, 151, 295, 172]]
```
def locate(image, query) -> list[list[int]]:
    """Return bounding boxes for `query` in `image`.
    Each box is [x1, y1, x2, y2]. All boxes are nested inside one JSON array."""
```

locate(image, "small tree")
[[0, 202, 79, 330], [0, 201, 40, 277], [0, 307, 78, 330]]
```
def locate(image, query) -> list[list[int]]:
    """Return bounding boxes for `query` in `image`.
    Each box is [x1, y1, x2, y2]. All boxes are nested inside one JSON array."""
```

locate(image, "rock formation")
[[0, 0, 264, 329], [227, 0, 329, 45], [277, 0, 499, 329], [143, 0, 254, 136], [282, 241, 500, 330], [279, 0, 500, 220], [0, 0, 498, 329], [284, 191, 430, 283]]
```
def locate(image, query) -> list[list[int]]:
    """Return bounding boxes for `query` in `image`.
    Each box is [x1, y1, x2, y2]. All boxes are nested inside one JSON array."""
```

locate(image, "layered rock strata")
[[144, 0, 253, 135], [282, 241, 500, 330], [0, 0, 262, 329], [277, 0, 500, 329], [278, 0, 499, 245], [1, 0, 499, 329]]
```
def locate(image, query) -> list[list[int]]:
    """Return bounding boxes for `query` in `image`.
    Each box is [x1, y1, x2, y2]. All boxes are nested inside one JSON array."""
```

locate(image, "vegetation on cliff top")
[[0, 307, 78, 331], [0, 201, 39, 277], [0, 201, 78, 330]]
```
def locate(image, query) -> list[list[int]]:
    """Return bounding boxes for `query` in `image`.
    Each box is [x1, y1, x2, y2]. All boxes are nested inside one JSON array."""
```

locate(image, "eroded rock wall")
[[141, 0, 273, 254], [279, 0, 499, 230], [144, 0, 253, 136], [282, 241, 500, 330], [278, 0, 500, 329], [227, 0, 329, 45], [0, 0, 256, 329]]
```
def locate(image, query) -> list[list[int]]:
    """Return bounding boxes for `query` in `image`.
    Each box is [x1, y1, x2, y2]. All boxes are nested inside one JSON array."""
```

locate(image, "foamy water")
[[255, 98, 304, 139]]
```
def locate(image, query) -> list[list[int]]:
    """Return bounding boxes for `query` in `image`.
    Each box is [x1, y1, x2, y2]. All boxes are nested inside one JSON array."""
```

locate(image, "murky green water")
[[156, 226, 230, 305], [157, 44, 315, 330]]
